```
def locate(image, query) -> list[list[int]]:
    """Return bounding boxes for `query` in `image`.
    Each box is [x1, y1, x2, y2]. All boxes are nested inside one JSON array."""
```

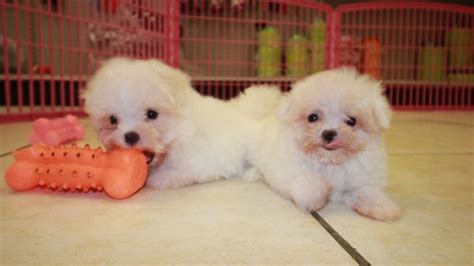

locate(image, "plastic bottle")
[[258, 26, 281, 77], [309, 18, 326, 72], [362, 38, 382, 79], [419, 42, 447, 82], [446, 26, 473, 70], [287, 34, 309, 77]]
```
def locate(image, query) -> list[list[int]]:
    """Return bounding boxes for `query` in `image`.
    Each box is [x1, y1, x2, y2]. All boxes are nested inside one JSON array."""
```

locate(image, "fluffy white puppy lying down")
[[228, 84, 283, 120], [84, 57, 260, 189], [243, 69, 401, 221]]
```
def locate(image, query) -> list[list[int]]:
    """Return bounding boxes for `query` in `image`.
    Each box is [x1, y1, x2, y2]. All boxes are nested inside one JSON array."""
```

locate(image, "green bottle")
[[258, 26, 281, 77], [446, 27, 474, 70], [287, 34, 309, 77], [309, 18, 326, 73], [448, 73, 474, 85], [419, 42, 446, 82]]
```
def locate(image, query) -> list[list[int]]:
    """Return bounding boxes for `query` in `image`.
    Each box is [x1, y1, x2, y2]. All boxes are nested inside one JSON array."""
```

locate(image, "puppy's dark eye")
[[307, 113, 319, 123], [346, 116, 357, 127], [146, 109, 158, 120], [110, 115, 118, 125]]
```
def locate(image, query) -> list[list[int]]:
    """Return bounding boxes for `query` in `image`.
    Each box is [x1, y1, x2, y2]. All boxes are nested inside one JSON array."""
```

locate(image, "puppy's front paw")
[[352, 193, 401, 222], [292, 176, 331, 213], [146, 171, 193, 190], [146, 176, 170, 190]]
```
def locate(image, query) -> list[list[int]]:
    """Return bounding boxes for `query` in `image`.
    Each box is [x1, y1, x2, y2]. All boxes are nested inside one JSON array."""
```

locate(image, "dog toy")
[[210, 0, 223, 12], [231, 0, 245, 12], [29, 114, 84, 146], [339, 34, 361, 69], [5, 144, 148, 199]]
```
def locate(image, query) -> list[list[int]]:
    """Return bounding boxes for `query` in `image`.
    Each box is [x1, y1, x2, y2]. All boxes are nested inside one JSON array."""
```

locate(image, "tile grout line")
[[311, 211, 371, 266], [416, 119, 474, 127], [389, 152, 474, 156], [0, 144, 31, 158], [393, 118, 474, 128], [0, 122, 91, 158]]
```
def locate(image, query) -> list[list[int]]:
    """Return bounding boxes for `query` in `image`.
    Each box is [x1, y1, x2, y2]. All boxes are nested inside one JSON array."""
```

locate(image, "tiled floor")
[[0, 112, 473, 264]]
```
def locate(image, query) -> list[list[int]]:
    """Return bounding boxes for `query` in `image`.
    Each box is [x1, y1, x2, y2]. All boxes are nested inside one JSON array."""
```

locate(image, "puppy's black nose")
[[322, 130, 337, 142], [124, 131, 140, 145]]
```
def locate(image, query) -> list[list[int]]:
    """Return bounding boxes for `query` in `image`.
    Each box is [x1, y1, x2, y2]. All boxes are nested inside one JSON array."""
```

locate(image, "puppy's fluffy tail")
[[229, 85, 283, 120]]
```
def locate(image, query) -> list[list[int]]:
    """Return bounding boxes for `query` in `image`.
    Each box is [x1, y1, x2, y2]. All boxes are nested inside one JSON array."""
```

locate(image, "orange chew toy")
[[5, 144, 148, 199]]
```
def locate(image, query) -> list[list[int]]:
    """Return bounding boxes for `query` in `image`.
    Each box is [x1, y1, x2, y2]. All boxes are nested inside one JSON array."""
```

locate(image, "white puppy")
[[228, 84, 283, 120], [248, 68, 401, 221], [84, 57, 259, 189]]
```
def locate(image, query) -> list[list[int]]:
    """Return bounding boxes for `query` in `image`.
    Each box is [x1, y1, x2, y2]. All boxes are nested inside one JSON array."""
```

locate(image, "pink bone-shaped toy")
[[29, 115, 84, 146]]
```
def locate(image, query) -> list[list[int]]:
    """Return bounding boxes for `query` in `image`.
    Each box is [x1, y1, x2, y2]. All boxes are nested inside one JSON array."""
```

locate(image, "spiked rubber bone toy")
[[5, 144, 148, 199]]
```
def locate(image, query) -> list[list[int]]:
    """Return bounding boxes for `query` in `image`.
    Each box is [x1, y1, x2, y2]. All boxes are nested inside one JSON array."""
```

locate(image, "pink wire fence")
[[1, 1, 473, 122]]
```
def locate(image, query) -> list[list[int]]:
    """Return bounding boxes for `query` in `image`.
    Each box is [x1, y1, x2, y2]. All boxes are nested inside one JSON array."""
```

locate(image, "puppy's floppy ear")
[[278, 76, 312, 121], [148, 59, 191, 91], [147, 59, 191, 111], [277, 95, 291, 120], [81, 57, 133, 112], [371, 84, 392, 130]]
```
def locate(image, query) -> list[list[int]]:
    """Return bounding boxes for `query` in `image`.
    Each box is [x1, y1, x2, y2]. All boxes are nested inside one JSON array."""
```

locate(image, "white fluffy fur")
[[84, 57, 260, 190], [229, 84, 284, 120], [244, 69, 401, 221]]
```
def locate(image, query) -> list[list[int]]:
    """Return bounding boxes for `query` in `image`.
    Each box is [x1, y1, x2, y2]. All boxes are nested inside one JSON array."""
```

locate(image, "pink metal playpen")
[[1, 1, 473, 123]]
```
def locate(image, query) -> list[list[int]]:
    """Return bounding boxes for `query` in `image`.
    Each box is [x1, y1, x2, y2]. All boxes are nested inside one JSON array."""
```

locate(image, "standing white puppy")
[[249, 69, 401, 221], [84, 57, 259, 189]]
